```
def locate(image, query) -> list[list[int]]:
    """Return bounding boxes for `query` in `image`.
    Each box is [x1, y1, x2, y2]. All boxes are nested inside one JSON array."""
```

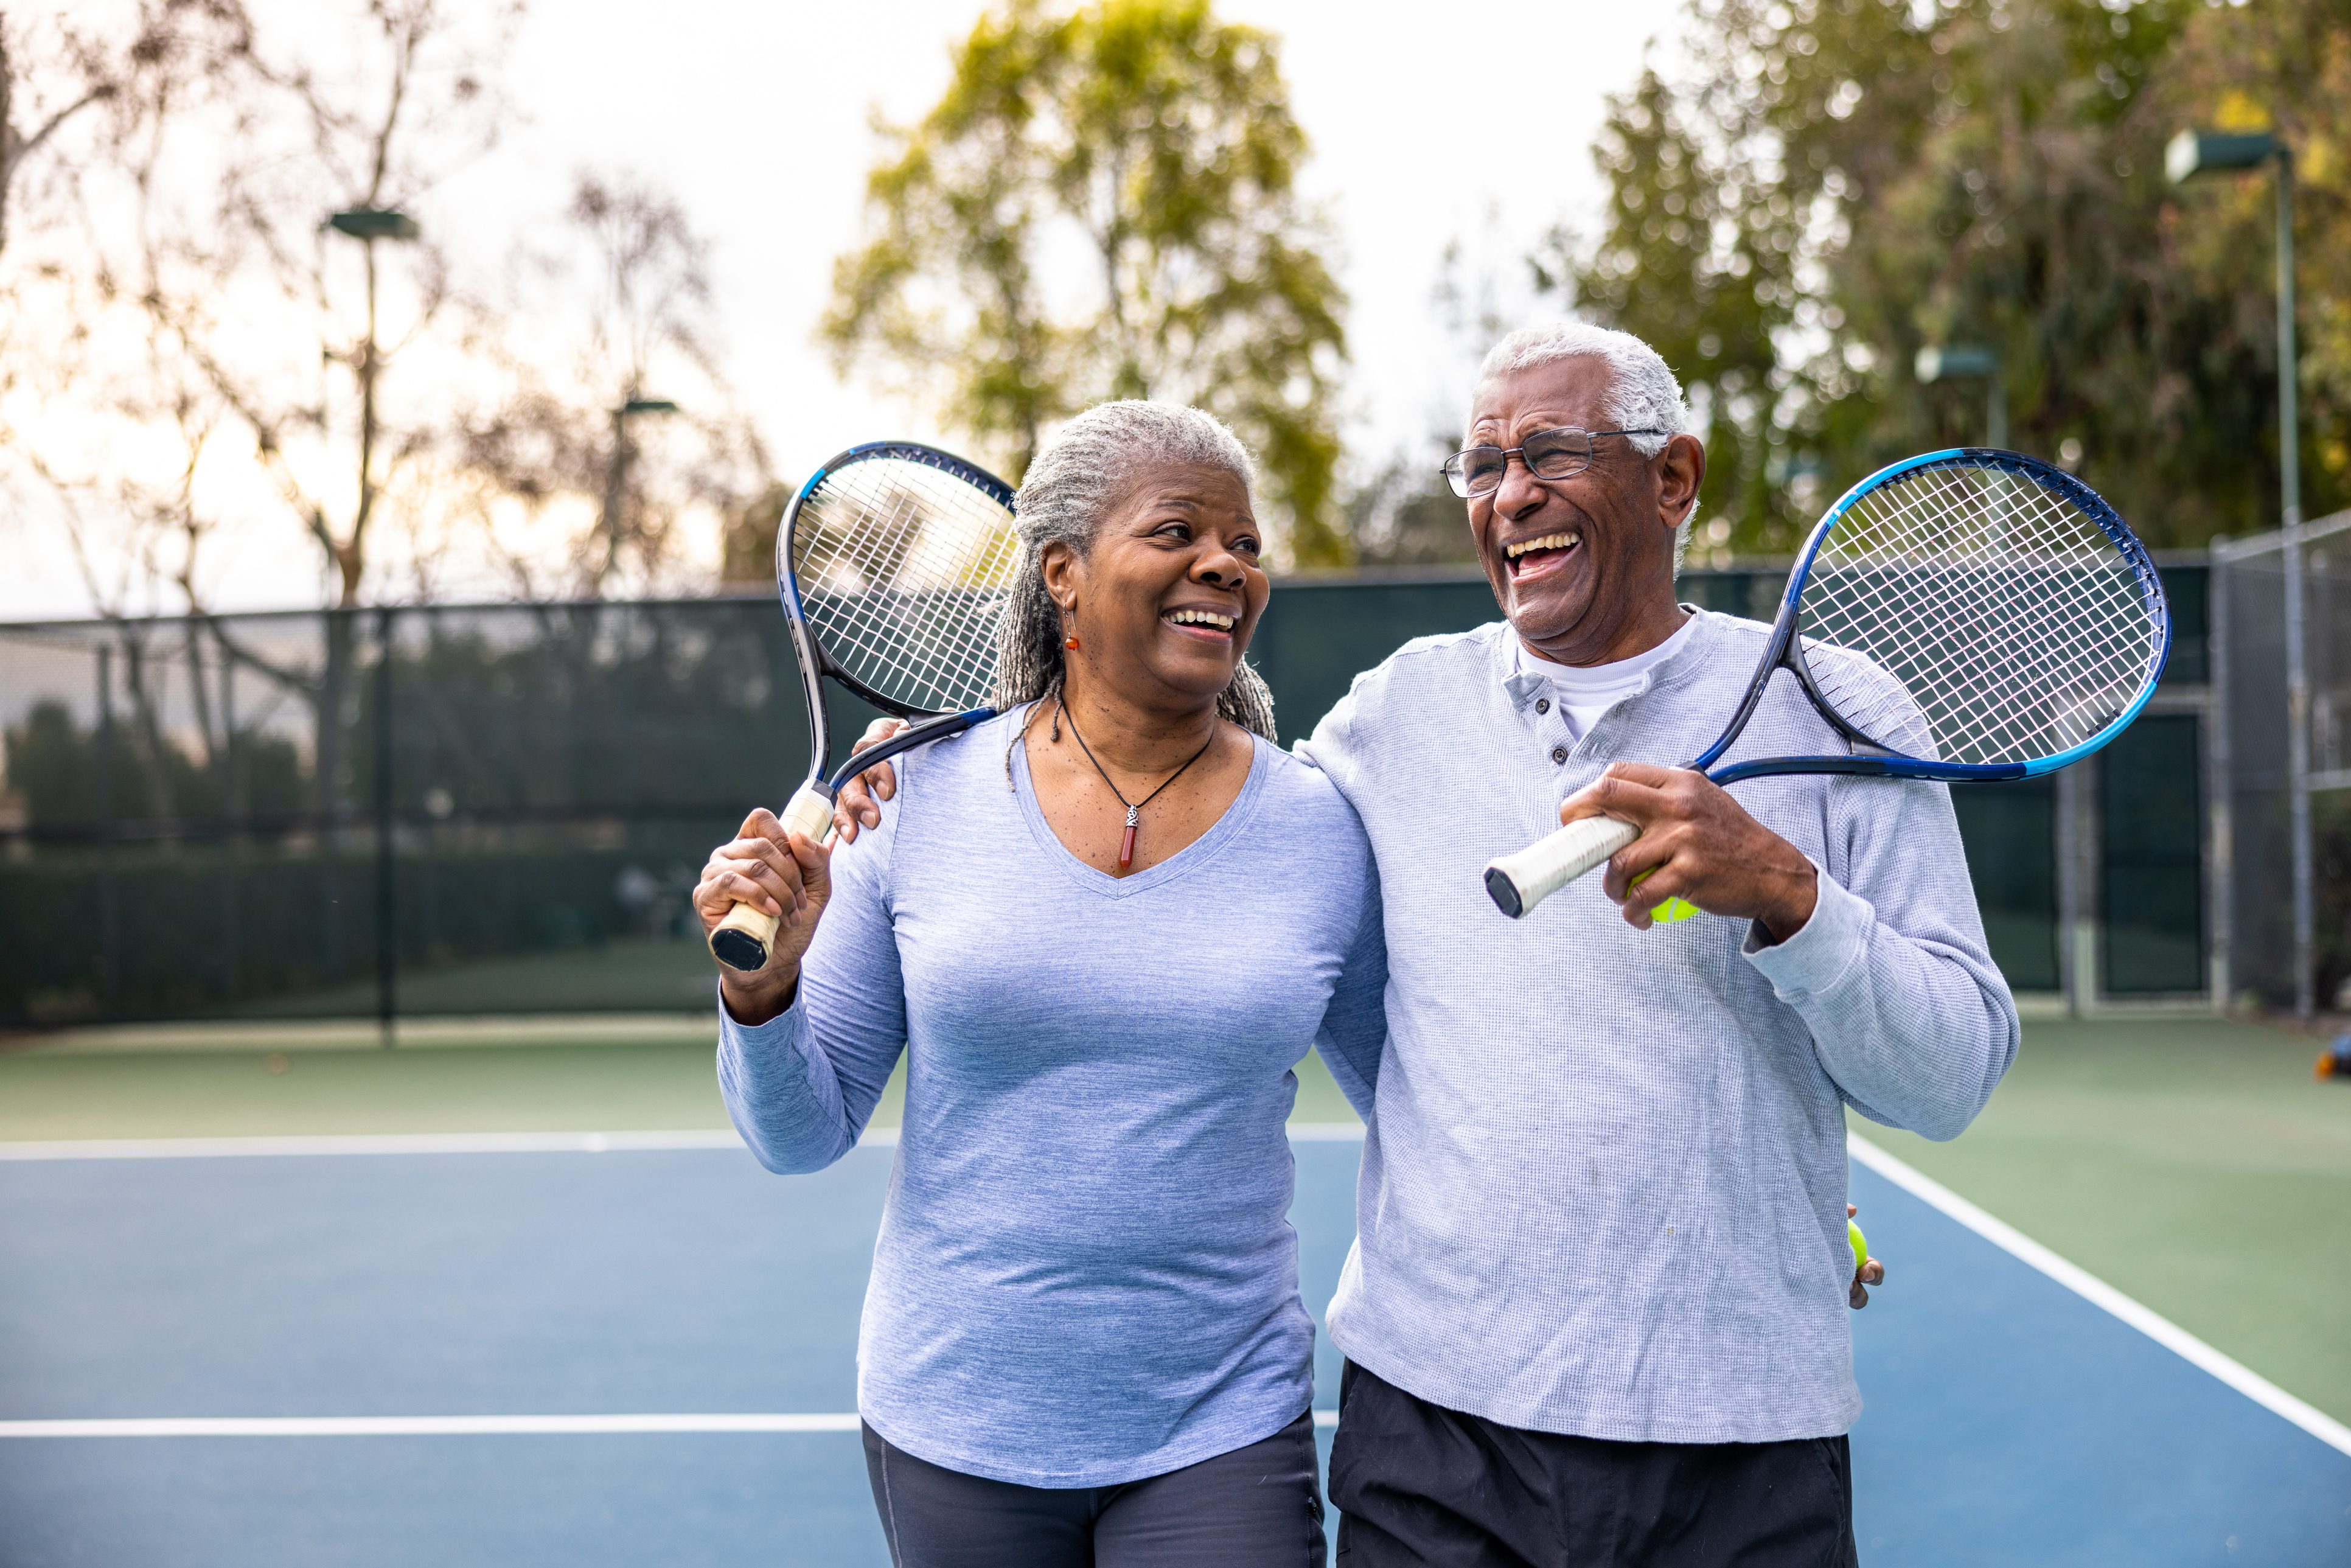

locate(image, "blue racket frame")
[[775, 441, 1016, 803], [1690, 447, 2172, 787]]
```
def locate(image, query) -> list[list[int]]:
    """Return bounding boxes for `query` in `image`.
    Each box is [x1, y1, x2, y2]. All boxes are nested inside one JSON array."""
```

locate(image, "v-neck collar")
[[1008, 705, 1274, 900]]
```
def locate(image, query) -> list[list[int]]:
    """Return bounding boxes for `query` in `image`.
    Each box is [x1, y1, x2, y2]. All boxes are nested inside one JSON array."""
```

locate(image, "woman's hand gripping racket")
[[708, 441, 1019, 970], [1483, 448, 2171, 919]]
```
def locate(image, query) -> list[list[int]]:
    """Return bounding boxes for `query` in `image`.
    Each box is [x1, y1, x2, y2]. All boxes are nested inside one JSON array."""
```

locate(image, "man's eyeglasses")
[[1440, 427, 1669, 499]]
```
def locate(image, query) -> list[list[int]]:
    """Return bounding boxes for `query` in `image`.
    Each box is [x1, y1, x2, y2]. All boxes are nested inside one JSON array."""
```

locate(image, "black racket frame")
[[775, 440, 1017, 812]]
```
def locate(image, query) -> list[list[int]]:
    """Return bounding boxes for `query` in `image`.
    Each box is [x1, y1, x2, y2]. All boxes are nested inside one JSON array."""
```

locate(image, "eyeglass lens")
[[1447, 428, 1597, 497]]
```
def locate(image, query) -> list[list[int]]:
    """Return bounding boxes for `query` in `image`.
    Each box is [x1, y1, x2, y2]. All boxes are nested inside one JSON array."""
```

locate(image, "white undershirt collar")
[[1514, 613, 1698, 740]]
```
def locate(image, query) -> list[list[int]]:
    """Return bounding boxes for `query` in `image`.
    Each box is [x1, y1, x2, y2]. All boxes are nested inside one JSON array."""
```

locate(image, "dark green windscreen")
[[2100, 714, 2205, 994], [1950, 779, 2060, 992], [0, 575, 2205, 1023]]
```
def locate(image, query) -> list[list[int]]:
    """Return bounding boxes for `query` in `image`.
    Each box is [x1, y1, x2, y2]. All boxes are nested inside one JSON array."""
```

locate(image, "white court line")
[[0, 1123, 1379, 1439], [0, 1410, 1342, 1438], [0, 1413, 860, 1438], [29, 1126, 2328, 1453], [0, 1123, 1364, 1161], [1849, 1132, 2351, 1458], [0, 1129, 752, 1161]]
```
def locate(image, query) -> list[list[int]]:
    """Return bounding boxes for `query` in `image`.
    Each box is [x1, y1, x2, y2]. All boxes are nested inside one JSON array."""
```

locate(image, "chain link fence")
[[2211, 509, 2351, 1012], [0, 601, 821, 1028], [1, 568, 2210, 1031]]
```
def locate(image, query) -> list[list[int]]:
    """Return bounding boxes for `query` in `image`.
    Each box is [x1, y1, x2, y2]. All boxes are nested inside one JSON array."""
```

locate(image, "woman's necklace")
[[1056, 697, 1219, 873]]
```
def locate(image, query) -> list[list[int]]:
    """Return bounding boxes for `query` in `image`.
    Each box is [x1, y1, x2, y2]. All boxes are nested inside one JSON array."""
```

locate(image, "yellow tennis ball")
[[1628, 867, 1699, 924], [1848, 1219, 1868, 1274]]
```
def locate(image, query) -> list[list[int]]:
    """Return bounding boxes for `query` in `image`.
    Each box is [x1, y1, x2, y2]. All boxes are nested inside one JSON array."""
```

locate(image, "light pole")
[[601, 396, 681, 587], [1915, 343, 2008, 449], [2170, 127, 2308, 1019], [325, 207, 419, 1049], [322, 208, 421, 604]]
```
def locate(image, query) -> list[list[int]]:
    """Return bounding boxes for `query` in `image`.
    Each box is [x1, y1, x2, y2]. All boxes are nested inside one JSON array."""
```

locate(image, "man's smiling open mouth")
[[1503, 531, 1582, 577]]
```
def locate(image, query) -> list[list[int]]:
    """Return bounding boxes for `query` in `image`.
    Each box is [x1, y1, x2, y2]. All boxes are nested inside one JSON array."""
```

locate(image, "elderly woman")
[[694, 402, 1384, 1567]]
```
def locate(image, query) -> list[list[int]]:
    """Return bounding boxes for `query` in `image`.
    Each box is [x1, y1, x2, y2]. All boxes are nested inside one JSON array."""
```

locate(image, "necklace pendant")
[[1118, 817, 1139, 871]]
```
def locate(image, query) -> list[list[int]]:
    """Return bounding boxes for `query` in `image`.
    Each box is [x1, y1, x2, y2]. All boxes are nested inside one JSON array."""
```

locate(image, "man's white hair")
[[1472, 321, 1693, 457], [1474, 319, 1700, 568]]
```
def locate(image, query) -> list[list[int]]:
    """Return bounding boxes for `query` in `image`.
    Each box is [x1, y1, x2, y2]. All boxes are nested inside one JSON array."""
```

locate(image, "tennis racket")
[[1483, 448, 2170, 918], [708, 441, 1019, 970]]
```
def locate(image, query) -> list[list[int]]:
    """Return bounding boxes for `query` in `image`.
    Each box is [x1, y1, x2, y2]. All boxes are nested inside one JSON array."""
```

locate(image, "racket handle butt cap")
[[708, 916, 773, 973], [1483, 815, 1639, 918]]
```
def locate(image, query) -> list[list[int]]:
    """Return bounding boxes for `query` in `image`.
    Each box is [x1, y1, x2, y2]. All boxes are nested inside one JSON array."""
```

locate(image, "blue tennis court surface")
[[3, 1134, 2346, 1567]]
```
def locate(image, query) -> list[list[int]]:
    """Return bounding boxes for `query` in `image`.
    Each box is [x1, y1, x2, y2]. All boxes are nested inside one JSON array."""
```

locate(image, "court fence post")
[[2275, 152, 2313, 1022], [374, 605, 397, 1047], [96, 644, 120, 1002], [2206, 543, 2232, 1014]]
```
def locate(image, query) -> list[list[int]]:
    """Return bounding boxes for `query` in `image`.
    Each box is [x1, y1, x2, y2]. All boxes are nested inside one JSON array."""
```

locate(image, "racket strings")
[[1813, 480, 2148, 762], [792, 459, 1019, 713], [1861, 473, 2154, 667], [1814, 543, 2131, 762], [1909, 483, 2156, 736], [803, 490, 987, 705], [1798, 464, 2158, 767]]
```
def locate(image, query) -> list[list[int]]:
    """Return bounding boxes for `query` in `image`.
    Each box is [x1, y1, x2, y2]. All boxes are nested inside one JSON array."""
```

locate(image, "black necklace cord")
[[1056, 697, 1219, 871]]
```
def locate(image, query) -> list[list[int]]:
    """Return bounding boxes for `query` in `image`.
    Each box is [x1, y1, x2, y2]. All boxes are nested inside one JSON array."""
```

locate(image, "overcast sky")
[[6, 0, 1681, 617]]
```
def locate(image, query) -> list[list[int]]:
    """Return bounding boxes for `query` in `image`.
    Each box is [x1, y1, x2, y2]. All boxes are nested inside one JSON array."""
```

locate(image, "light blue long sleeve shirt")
[[1298, 612, 2018, 1444], [717, 709, 1387, 1486]]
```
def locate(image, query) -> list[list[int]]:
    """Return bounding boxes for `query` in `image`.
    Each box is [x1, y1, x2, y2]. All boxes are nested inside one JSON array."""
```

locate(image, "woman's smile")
[[1162, 604, 1240, 641]]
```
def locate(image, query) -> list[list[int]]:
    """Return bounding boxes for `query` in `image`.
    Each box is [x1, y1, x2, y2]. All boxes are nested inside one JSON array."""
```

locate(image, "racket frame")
[[1484, 447, 2172, 918], [1698, 447, 2170, 787], [779, 439, 1019, 798], [709, 440, 1015, 972]]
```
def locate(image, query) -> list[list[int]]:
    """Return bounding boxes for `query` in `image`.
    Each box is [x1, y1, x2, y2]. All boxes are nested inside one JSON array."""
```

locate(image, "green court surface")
[[5, 1012, 2345, 1426], [0, 1014, 1367, 1141]]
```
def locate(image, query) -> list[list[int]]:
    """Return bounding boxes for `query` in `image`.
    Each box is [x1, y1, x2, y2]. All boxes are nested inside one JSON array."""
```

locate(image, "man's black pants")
[[1329, 1362, 1859, 1567]]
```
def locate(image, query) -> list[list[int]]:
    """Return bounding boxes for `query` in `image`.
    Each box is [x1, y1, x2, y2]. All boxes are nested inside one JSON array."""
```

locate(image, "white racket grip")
[[1483, 815, 1638, 919], [708, 786, 837, 972]]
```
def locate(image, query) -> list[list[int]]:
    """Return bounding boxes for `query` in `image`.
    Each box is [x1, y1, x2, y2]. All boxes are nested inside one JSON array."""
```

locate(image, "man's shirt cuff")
[[1741, 860, 1870, 1002]]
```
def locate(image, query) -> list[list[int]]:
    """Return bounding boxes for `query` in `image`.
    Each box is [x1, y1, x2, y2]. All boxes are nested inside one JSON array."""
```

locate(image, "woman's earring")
[[1062, 615, 1079, 650]]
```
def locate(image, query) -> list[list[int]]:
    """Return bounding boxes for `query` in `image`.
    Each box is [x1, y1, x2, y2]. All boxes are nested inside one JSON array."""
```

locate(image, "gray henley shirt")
[[1297, 610, 2019, 1443]]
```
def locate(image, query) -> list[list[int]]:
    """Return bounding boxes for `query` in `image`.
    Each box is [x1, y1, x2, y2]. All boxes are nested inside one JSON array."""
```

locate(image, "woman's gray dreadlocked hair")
[[994, 400, 1278, 742]]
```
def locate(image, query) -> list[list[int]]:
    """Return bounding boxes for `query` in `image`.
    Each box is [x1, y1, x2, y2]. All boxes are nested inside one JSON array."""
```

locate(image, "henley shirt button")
[[1535, 697, 1551, 714], [1551, 745, 1569, 764]]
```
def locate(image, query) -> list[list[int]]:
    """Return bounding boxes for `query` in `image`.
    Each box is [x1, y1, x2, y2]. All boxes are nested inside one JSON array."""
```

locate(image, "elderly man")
[[1301, 321, 2015, 1565]]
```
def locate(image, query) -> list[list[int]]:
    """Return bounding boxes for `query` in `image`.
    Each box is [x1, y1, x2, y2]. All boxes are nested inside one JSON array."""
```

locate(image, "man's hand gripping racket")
[[1485, 448, 2171, 919], [706, 441, 1019, 971]]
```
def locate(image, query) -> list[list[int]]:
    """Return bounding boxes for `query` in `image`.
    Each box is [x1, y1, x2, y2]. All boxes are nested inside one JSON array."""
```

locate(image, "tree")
[[0, 3, 276, 824], [1, 8, 118, 263], [1346, 234, 1526, 569], [457, 171, 770, 598], [0, 2, 256, 606], [99, 0, 520, 608], [823, 0, 1351, 566], [36, 0, 521, 816], [0, 2, 248, 264], [1534, 60, 1810, 561], [1547, 0, 2351, 556]]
